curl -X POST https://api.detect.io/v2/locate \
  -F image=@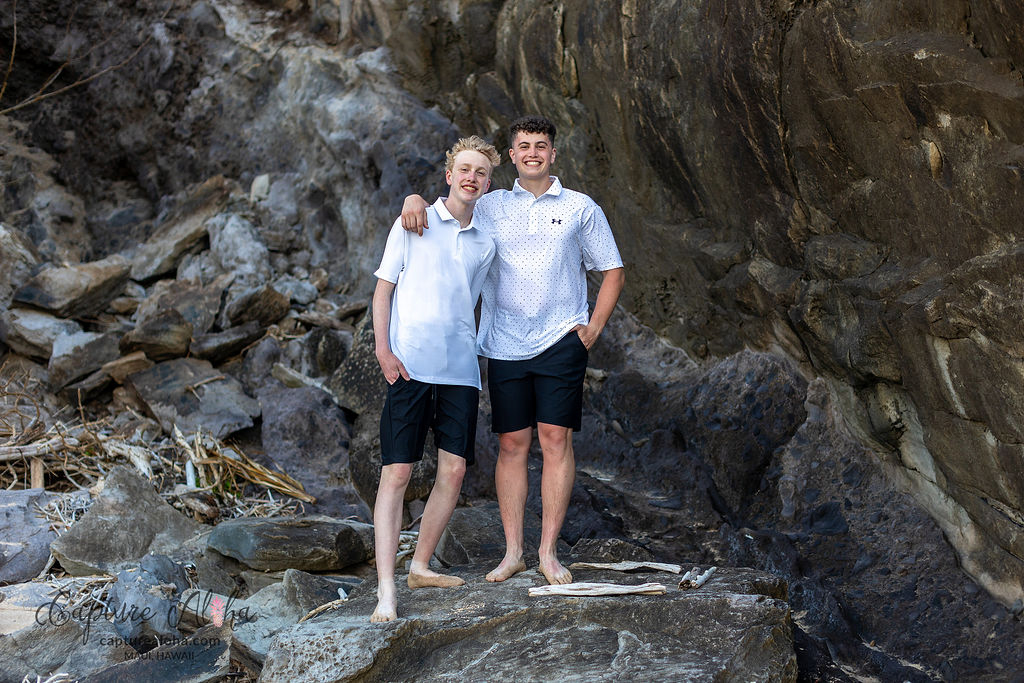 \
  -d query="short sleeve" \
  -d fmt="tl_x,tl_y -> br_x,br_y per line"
580,202 -> 623,271
374,218 -> 407,283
